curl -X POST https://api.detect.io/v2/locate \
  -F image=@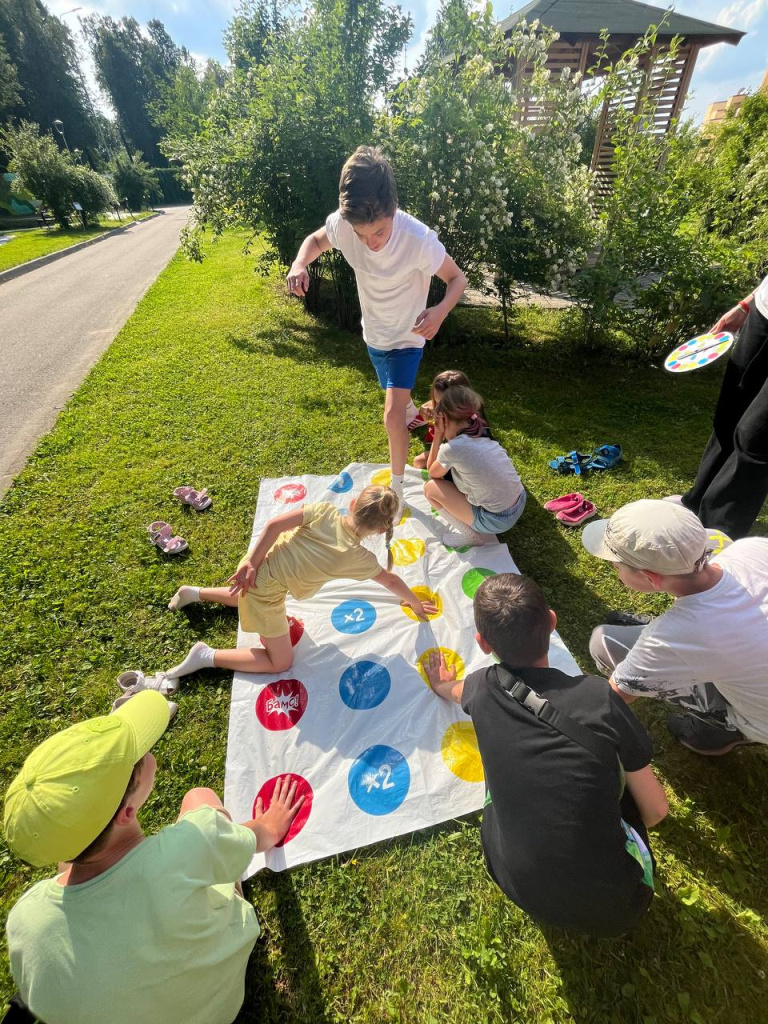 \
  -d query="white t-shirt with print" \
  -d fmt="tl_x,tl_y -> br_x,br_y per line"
437,434 -> 524,513
325,209 -> 446,351
612,538 -> 768,743
754,273 -> 768,319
